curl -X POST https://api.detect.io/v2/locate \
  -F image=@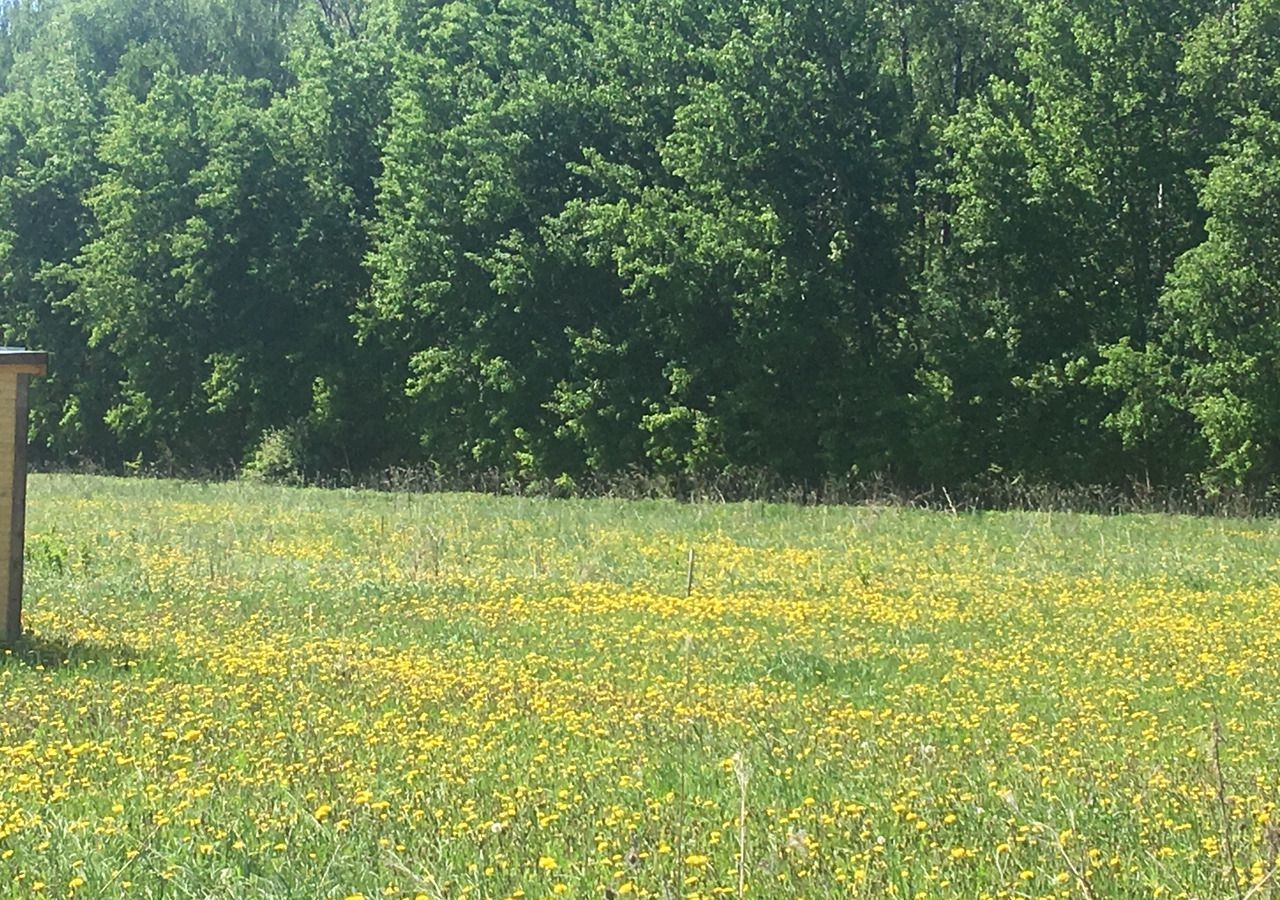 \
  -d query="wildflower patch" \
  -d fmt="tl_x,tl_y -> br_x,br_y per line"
1,475 -> 1277,897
